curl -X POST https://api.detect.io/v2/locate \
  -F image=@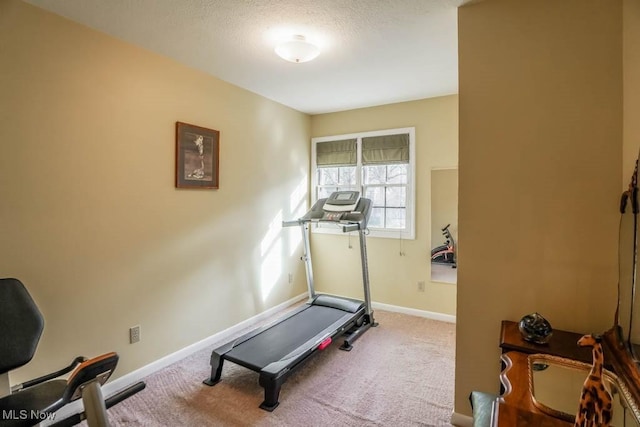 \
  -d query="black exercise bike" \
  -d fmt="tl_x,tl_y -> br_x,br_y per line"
431,223 -> 457,268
